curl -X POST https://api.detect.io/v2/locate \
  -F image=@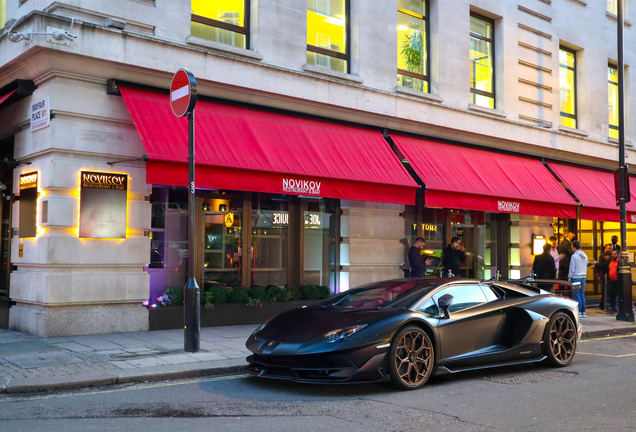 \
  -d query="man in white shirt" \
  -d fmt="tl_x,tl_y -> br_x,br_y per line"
569,240 -> 589,318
